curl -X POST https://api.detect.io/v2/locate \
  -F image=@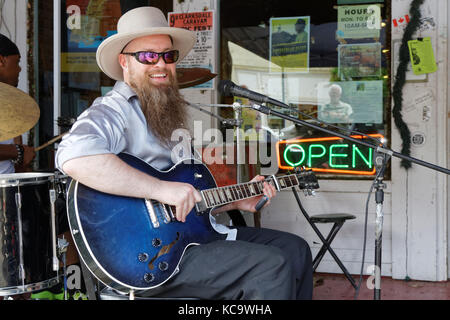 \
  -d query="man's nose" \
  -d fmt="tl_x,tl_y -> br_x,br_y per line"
154,55 -> 167,67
